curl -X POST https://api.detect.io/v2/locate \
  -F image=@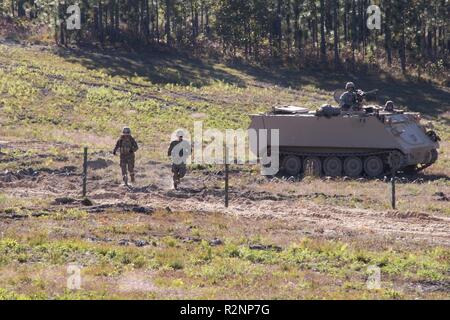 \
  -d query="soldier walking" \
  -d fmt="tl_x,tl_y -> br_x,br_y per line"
168,130 -> 191,190
113,127 -> 139,186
